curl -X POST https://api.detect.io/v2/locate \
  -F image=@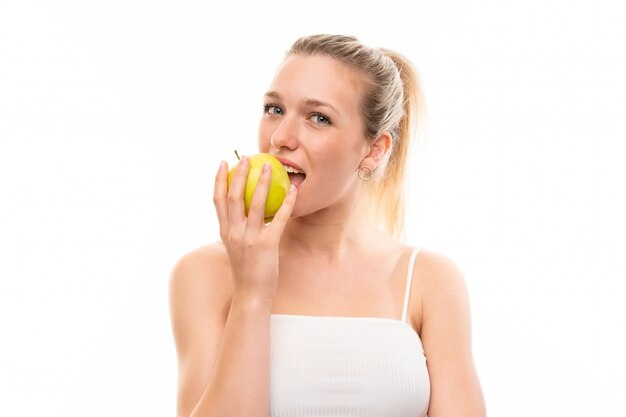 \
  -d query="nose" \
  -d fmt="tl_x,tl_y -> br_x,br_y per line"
270,116 -> 299,151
